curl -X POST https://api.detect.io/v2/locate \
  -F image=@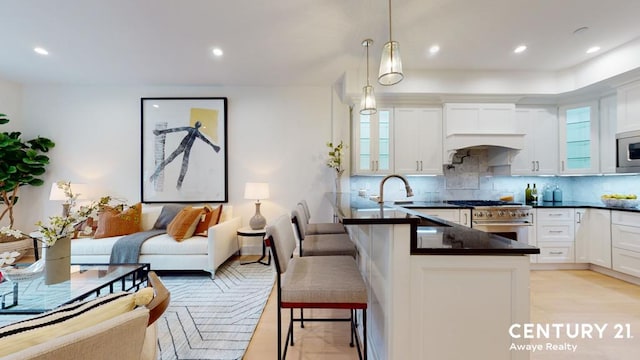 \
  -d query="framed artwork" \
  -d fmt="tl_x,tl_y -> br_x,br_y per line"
141,97 -> 228,203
